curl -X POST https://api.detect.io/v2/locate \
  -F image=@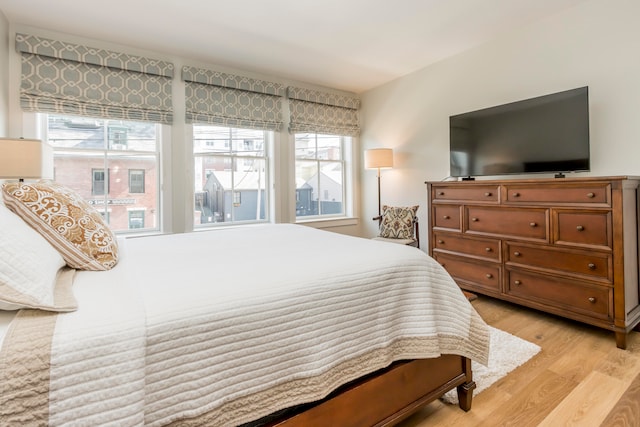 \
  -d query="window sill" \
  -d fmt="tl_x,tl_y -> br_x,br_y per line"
119,229 -> 164,239
295,216 -> 359,229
